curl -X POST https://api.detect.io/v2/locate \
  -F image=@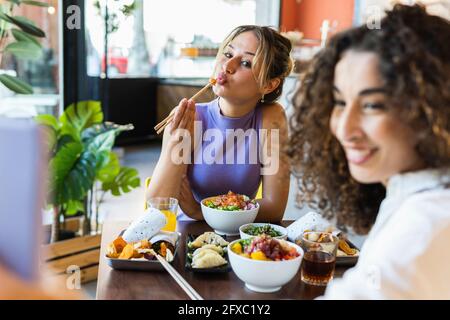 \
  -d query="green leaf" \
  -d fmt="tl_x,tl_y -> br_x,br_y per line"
35,114 -> 59,151
65,200 -> 85,215
0,74 -> 33,94
11,28 -> 41,47
101,167 -> 140,197
35,114 -> 59,131
13,16 -> 36,26
0,13 -> 45,37
97,152 -> 120,182
55,134 -> 75,152
49,141 -> 98,205
49,141 -> 83,204
22,1 -> 50,7
60,101 -> 103,136
5,40 -> 42,59
81,122 -> 133,143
